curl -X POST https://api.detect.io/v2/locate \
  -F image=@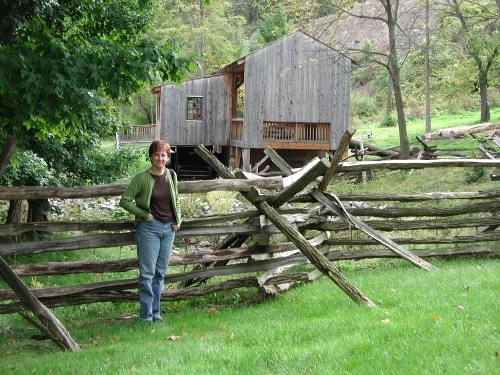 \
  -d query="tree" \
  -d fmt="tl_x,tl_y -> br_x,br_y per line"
311,0 -> 429,159
0,0 -> 204,223
258,6 -> 289,43
154,0 -> 248,77
437,0 -> 500,122
0,0 -> 196,143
